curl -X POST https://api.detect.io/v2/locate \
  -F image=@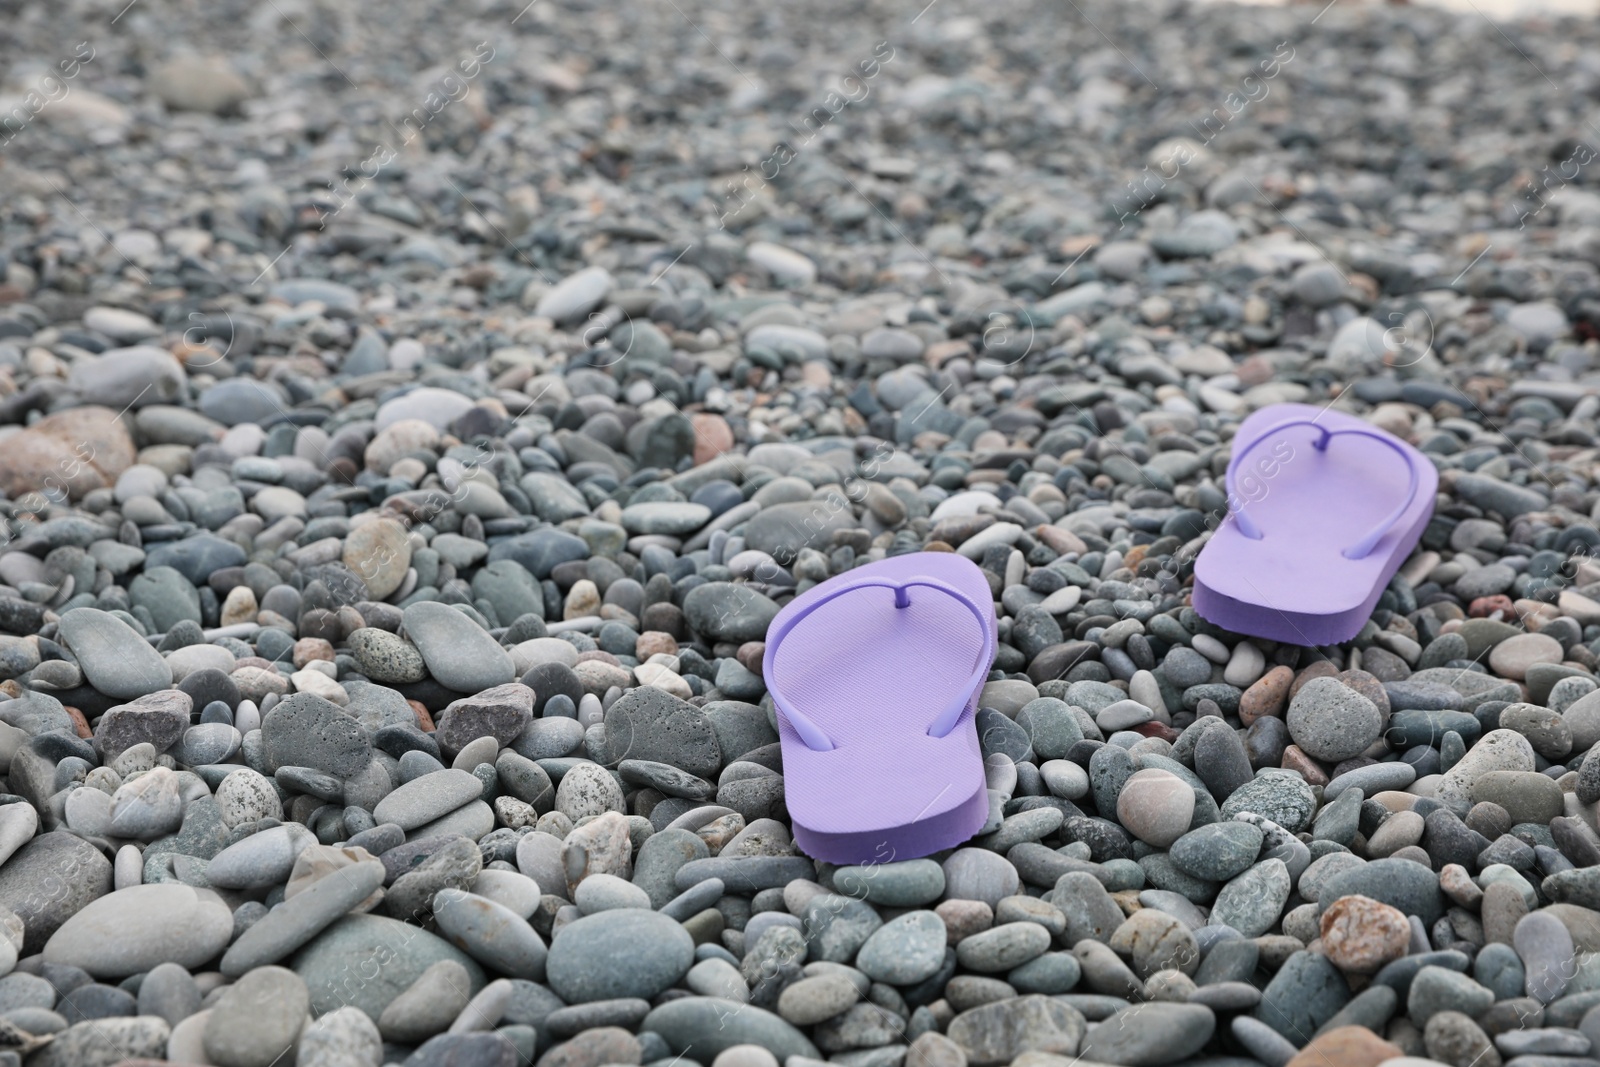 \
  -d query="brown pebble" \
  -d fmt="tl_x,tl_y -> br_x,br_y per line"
408,699 -> 434,732
1285,1026 -> 1403,1067
1320,894 -> 1410,974
1281,745 -> 1329,786
65,706 -> 91,739
1239,665 -> 1293,725
292,637 -> 335,669
935,899 -> 992,945
1481,881 -> 1529,945
635,631 -> 678,659
736,642 -> 765,676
